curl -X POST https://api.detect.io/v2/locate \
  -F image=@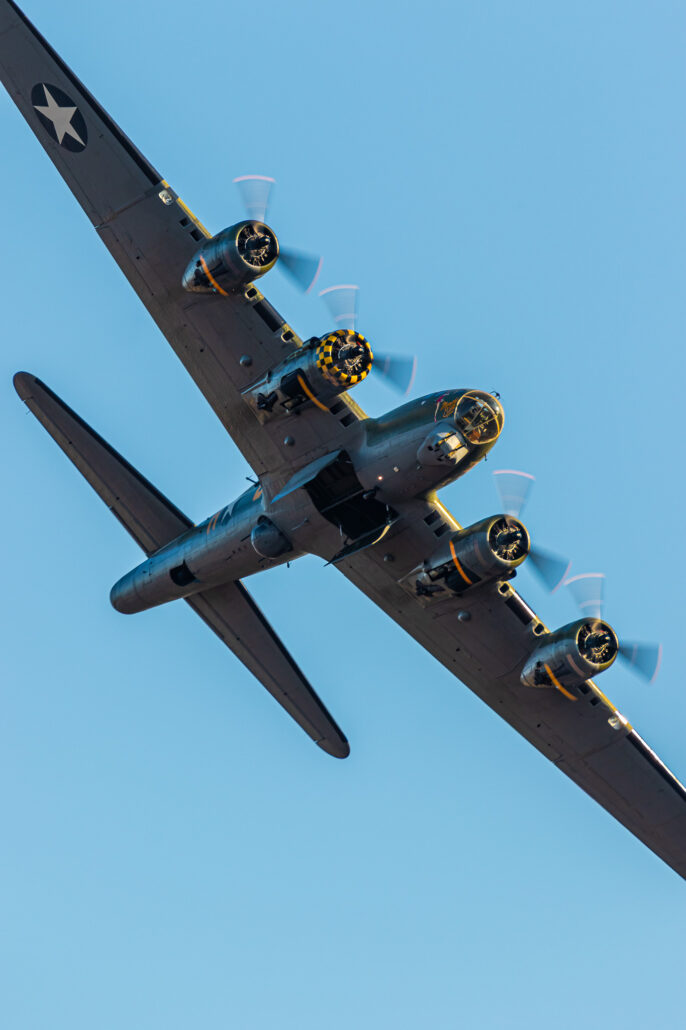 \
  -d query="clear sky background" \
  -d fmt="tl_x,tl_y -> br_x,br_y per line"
1,1 -> 685,1026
